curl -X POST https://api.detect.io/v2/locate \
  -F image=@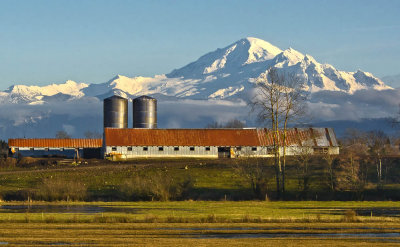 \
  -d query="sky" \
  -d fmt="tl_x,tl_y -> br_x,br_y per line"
1,0 -> 400,89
